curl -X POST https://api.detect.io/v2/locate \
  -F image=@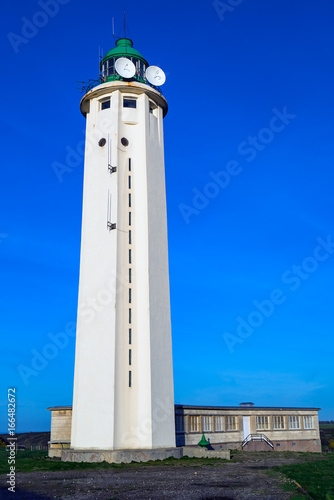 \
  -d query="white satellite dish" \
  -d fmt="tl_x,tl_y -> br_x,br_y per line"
145,66 -> 166,86
115,57 -> 136,78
